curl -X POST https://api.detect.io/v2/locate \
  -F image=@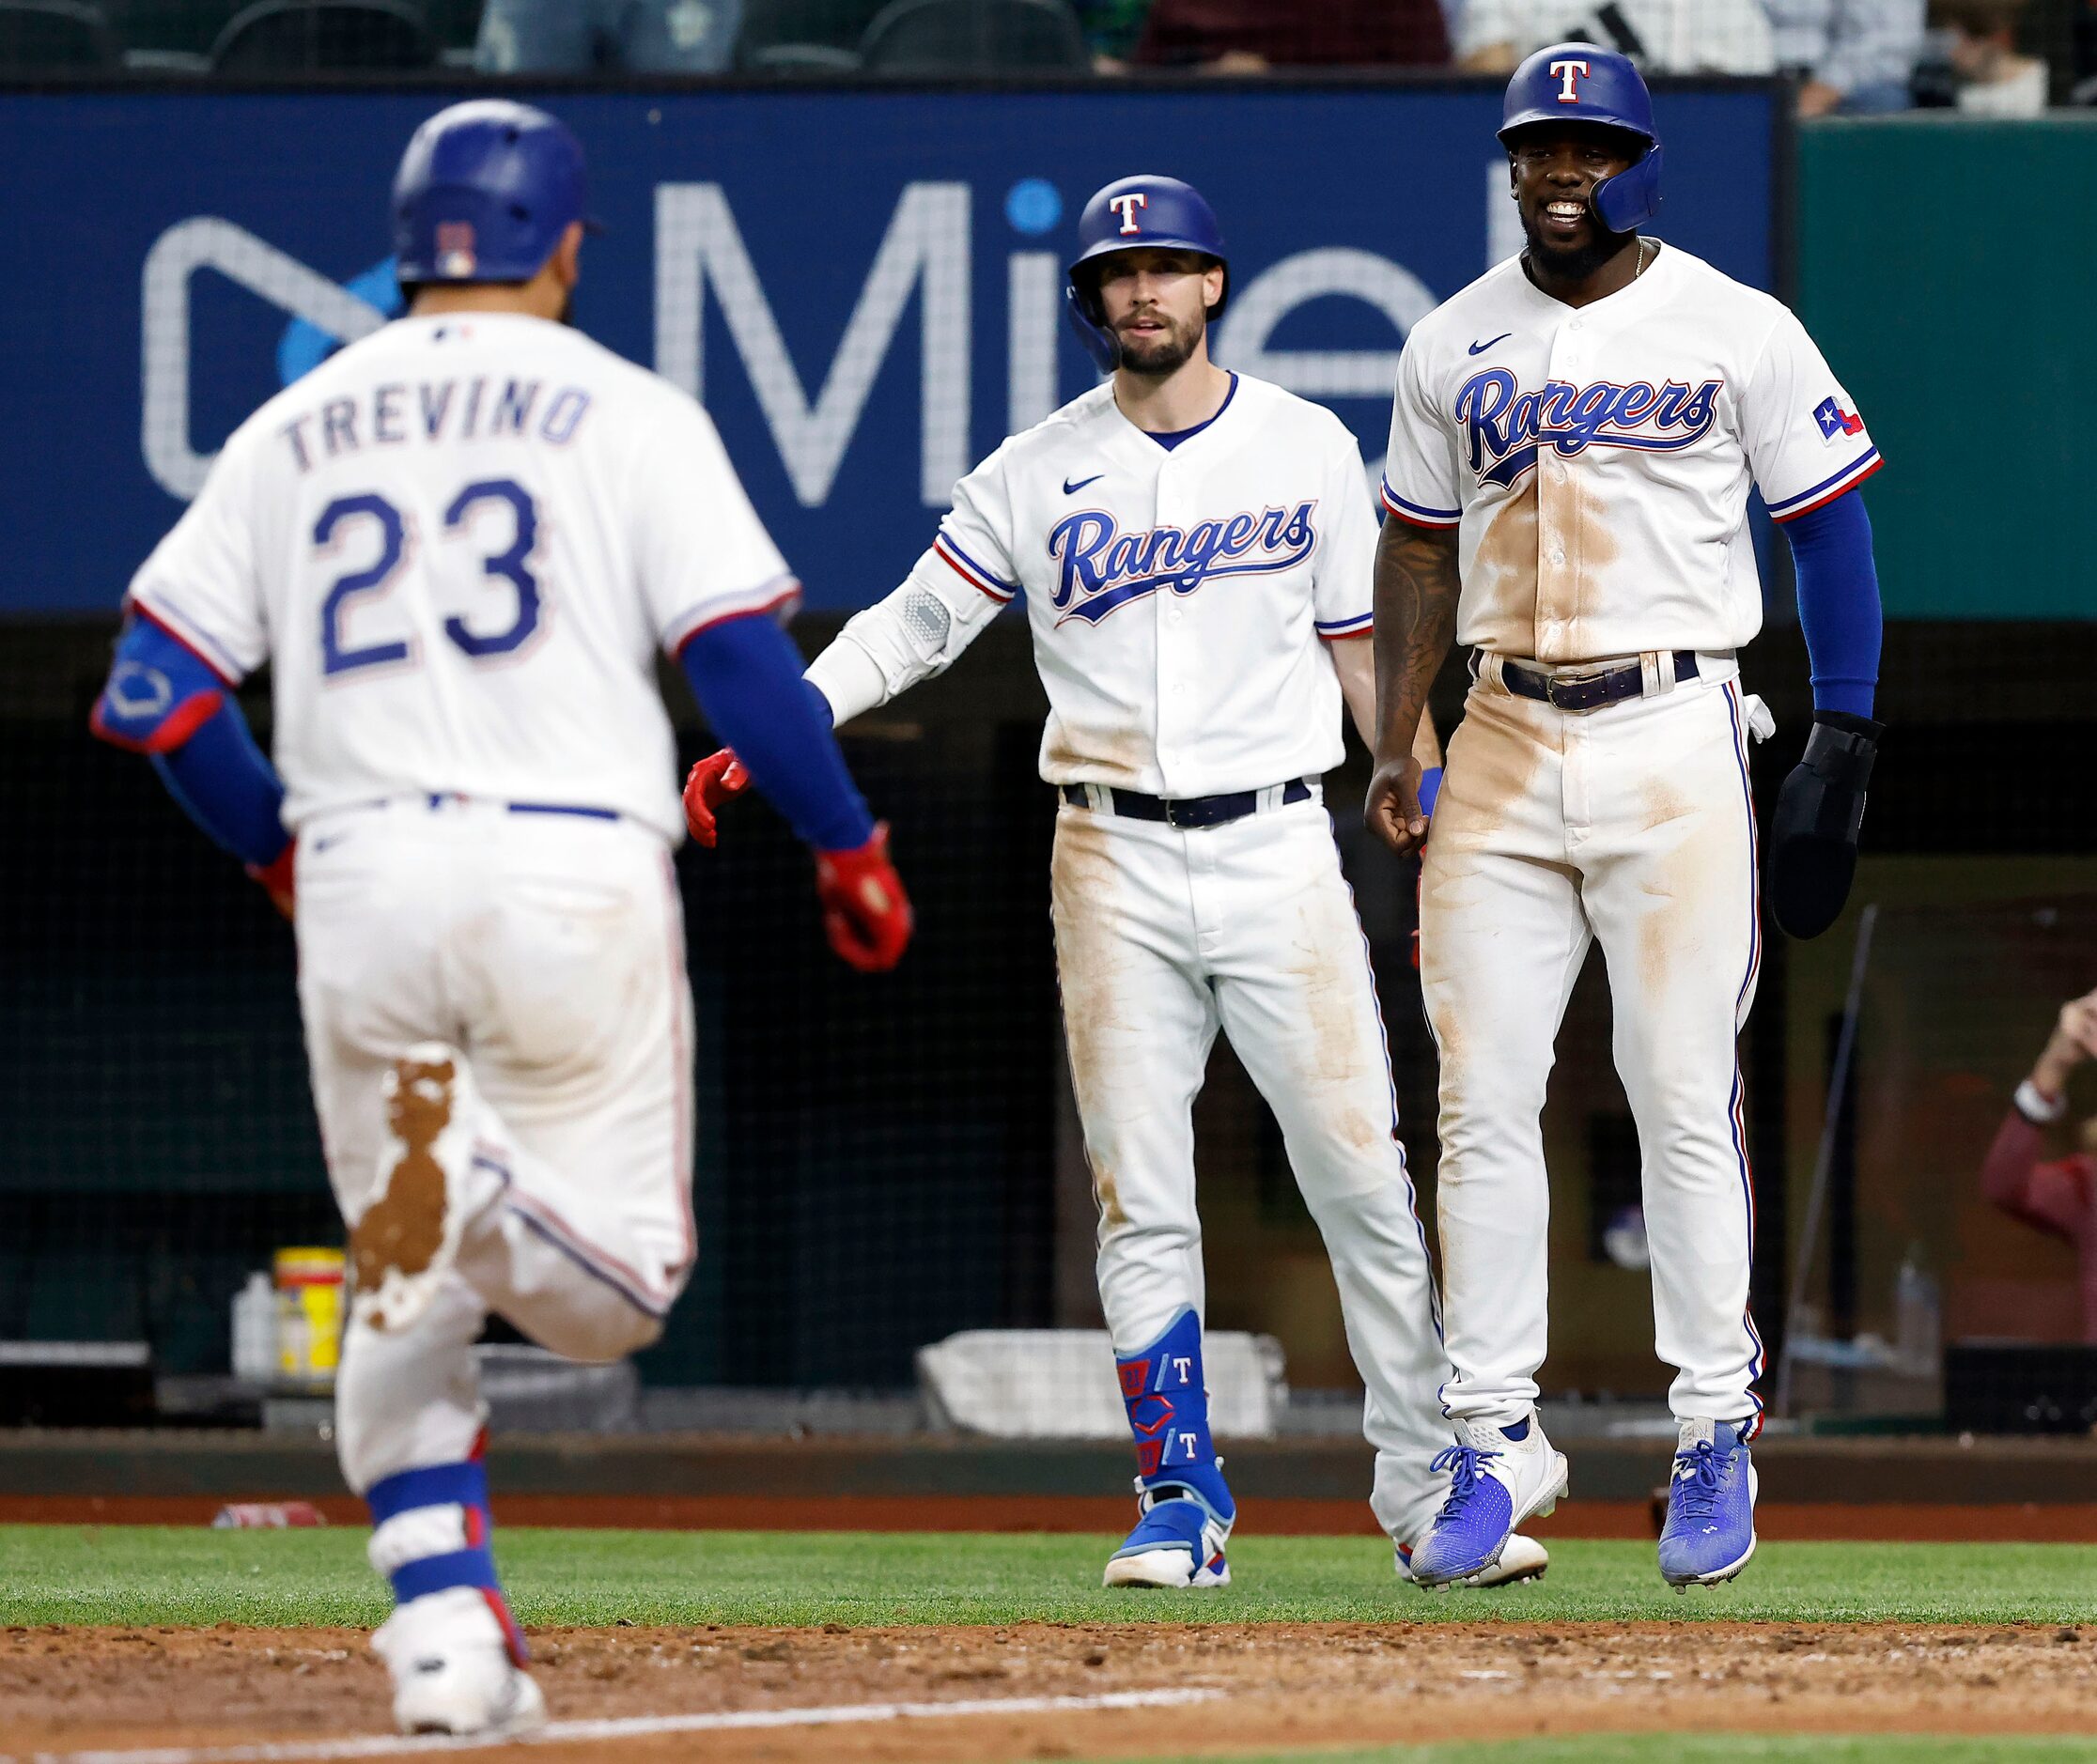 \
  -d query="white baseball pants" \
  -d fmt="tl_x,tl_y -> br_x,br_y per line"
1421,664 -> 1764,1431
1050,793 -> 1455,1545
294,797 -> 696,1493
